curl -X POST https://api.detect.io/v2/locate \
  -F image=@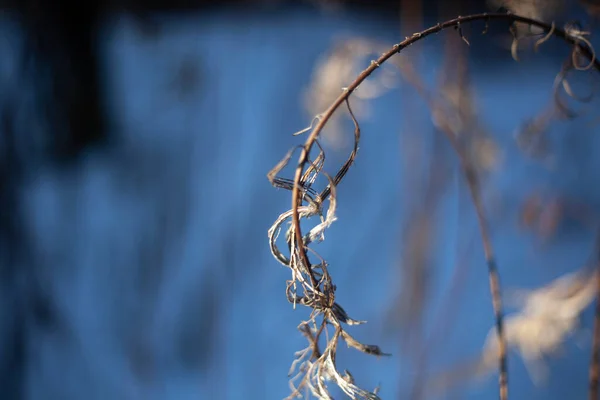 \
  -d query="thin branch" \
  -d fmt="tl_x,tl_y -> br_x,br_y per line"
455,144 -> 508,400
591,273 -> 600,400
288,12 -> 599,400
590,229 -> 600,400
